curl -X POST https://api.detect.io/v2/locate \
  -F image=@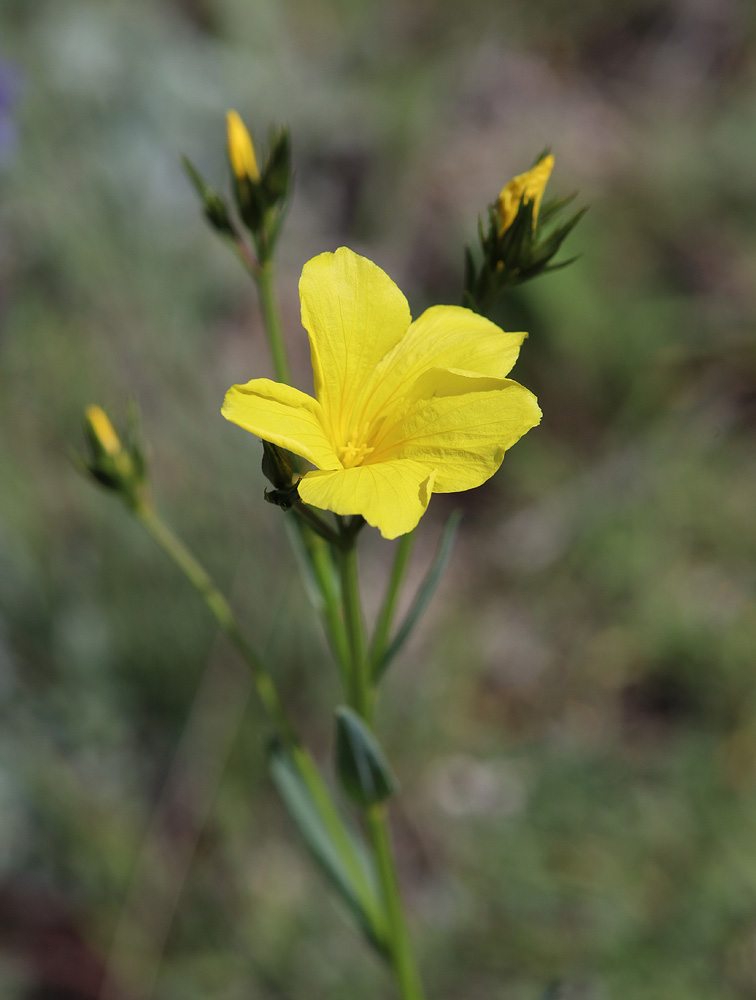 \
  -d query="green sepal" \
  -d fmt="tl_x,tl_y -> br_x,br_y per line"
264,483 -> 300,511
536,191 -> 578,228
261,439 -> 296,490
335,707 -> 397,806
181,156 -> 235,237
233,173 -> 266,233
267,739 -> 389,955
262,126 -> 292,205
